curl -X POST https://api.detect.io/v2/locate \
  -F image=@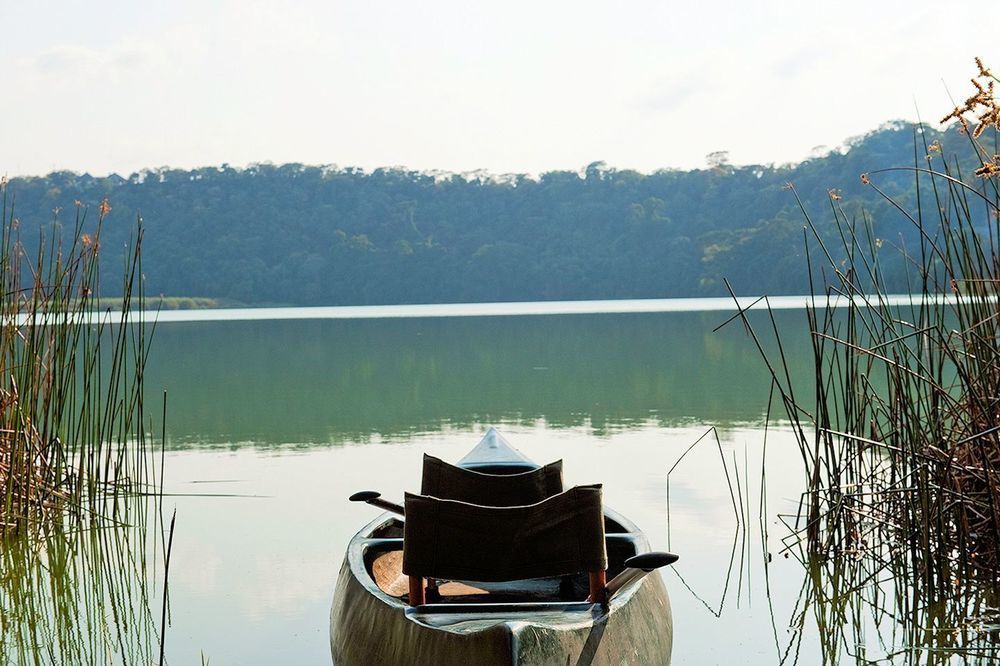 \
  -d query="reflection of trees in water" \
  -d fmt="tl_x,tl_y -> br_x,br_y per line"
0,499 -> 165,664
147,310 -> 815,446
